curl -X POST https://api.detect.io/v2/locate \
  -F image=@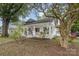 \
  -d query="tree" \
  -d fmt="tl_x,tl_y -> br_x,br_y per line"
10,23 -> 23,40
71,19 -> 79,32
32,3 -> 79,48
0,3 -> 29,37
